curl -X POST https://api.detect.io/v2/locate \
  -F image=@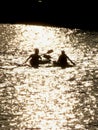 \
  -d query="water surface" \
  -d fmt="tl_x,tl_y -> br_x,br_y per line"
0,24 -> 98,130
